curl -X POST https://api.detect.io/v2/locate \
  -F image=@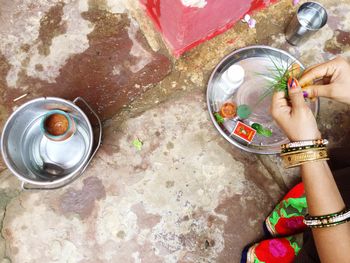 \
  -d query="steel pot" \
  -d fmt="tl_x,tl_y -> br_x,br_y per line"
1,97 -> 102,190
